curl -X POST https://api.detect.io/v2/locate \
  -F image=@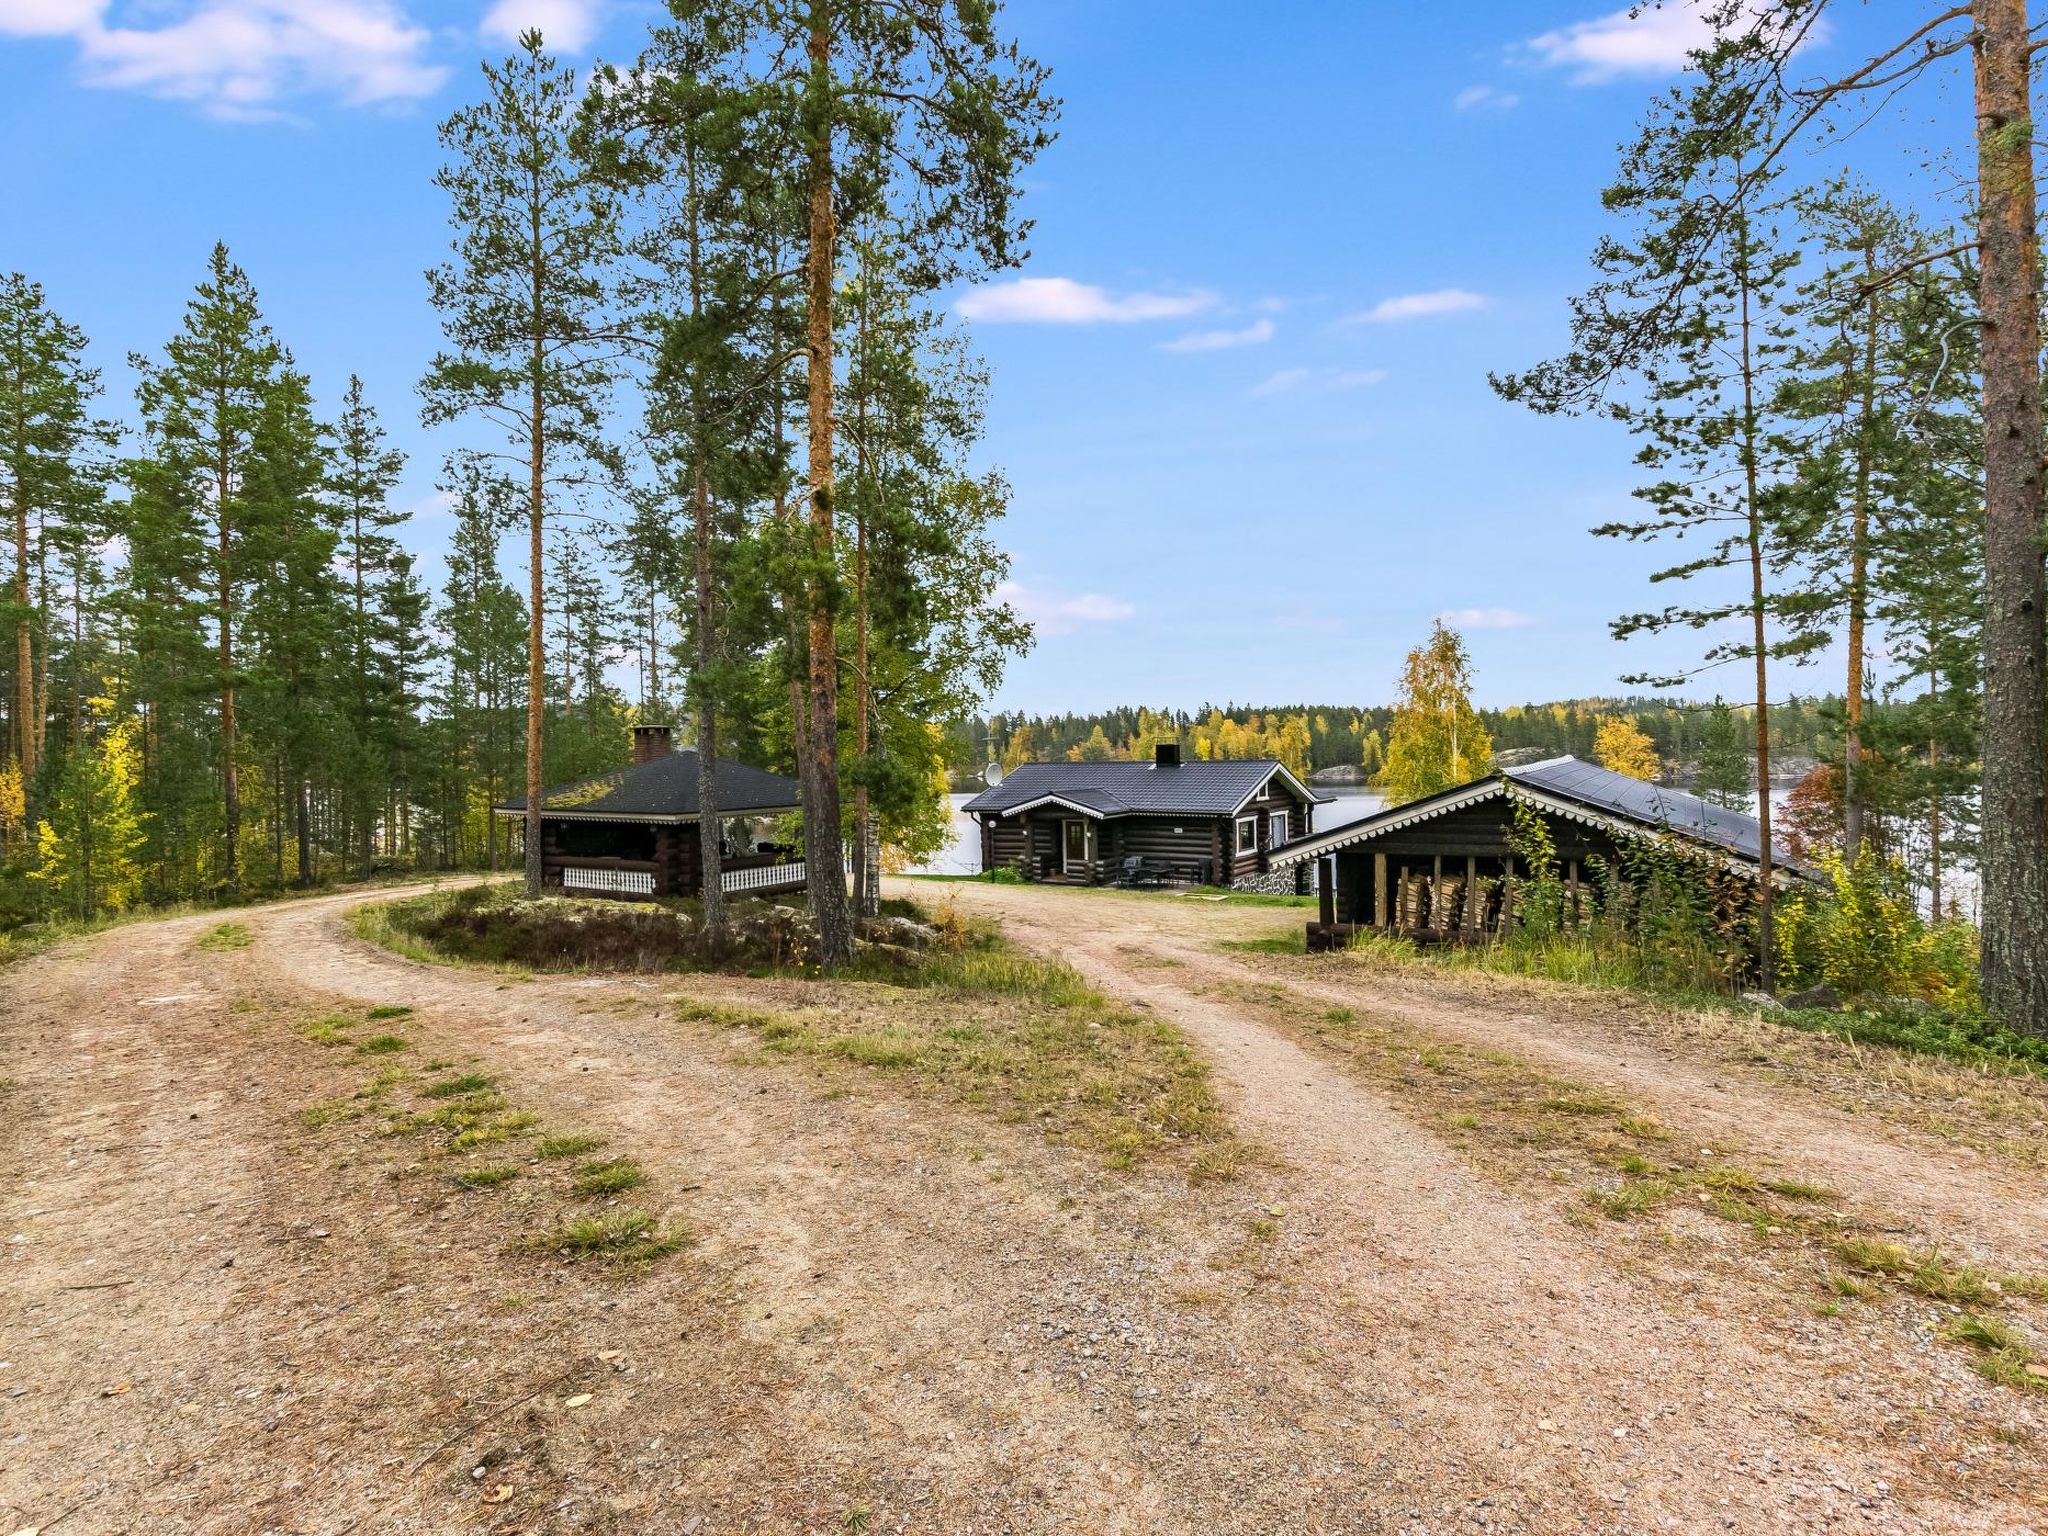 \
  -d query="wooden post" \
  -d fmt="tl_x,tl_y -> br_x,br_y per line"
1464,855 -> 1480,937
1567,859 -> 1580,926
1374,851 -> 1389,929
1318,858 -> 1335,927
1500,857 -> 1516,935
